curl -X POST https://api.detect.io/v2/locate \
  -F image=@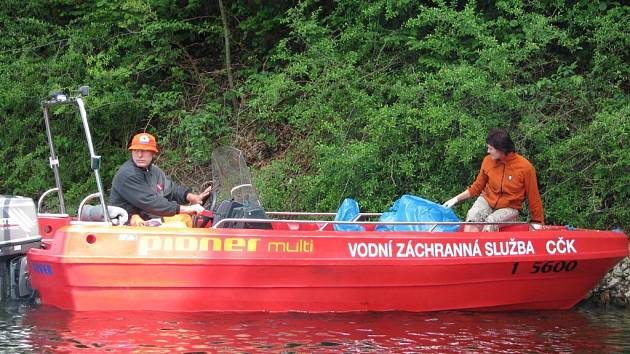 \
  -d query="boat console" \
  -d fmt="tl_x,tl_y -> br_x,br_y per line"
212,200 -> 272,229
